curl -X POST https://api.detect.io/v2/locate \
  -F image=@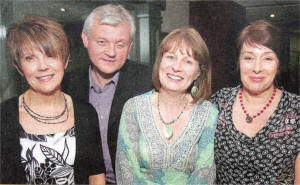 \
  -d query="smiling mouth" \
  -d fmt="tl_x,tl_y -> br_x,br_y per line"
250,77 -> 264,82
102,58 -> 115,63
37,74 -> 54,81
167,74 -> 183,81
